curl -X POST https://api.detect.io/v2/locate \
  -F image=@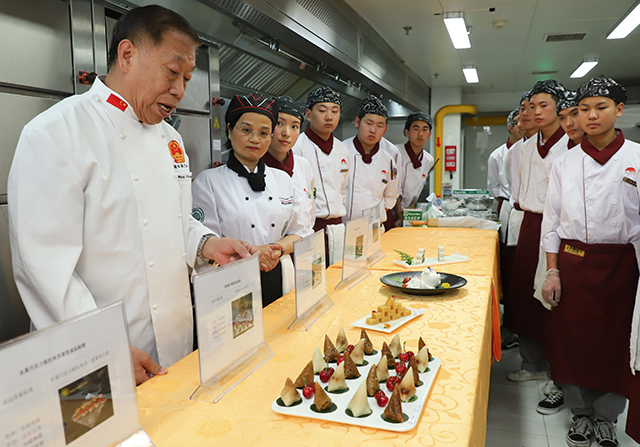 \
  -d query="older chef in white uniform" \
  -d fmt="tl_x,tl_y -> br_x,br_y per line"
192,94 -> 311,307
8,6 -> 254,384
